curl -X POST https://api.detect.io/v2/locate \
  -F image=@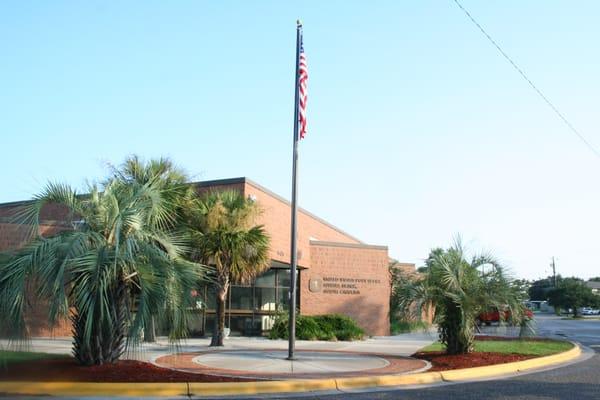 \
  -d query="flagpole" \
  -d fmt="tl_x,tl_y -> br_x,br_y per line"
287,19 -> 302,361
